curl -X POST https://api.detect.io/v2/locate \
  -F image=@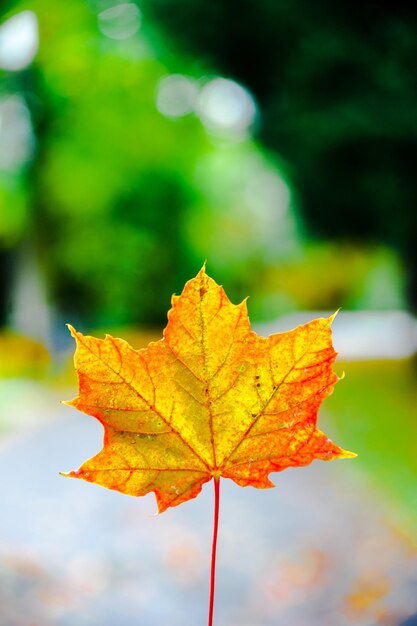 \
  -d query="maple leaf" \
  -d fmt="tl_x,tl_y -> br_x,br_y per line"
62,266 -> 355,513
